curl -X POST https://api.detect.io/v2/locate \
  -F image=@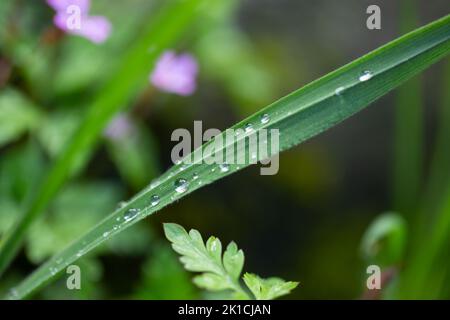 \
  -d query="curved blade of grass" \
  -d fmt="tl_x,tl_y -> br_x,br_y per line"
0,0 -> 207,277
7,14 -> 450,299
